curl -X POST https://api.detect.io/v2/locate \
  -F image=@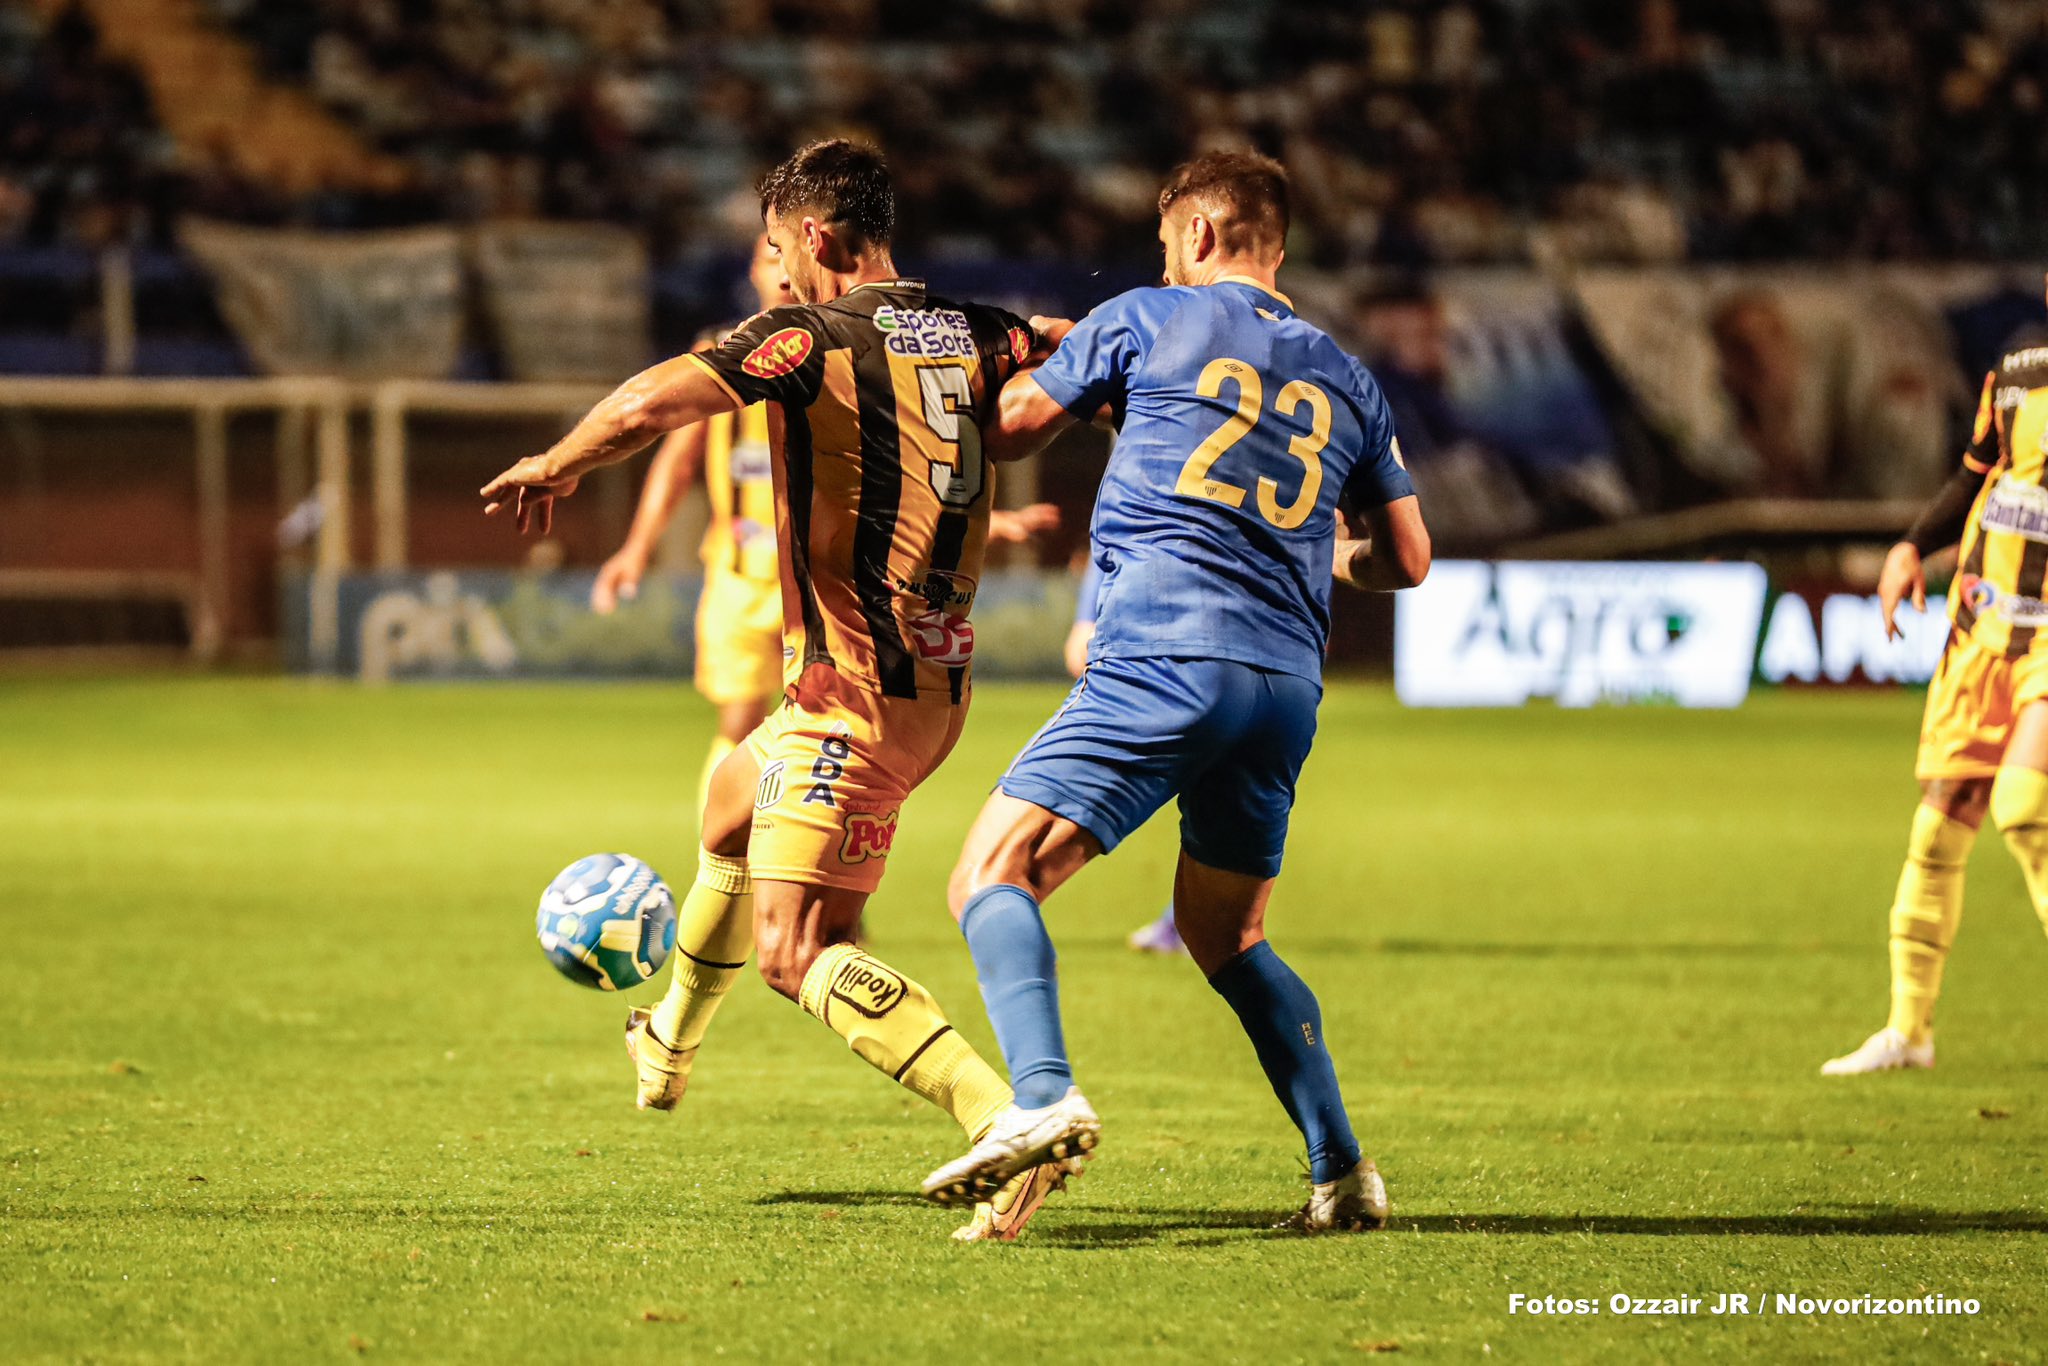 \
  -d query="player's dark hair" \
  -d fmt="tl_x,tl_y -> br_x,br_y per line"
1157,150 -> 1290,259
758,139 -> 895,249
